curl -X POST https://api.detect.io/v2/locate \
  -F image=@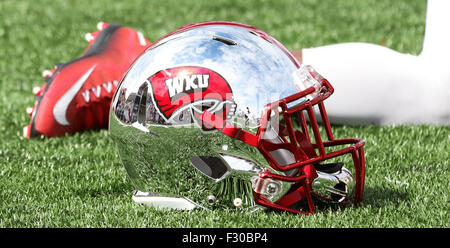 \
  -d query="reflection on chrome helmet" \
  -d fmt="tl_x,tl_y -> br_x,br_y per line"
109,21 -> 366,214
